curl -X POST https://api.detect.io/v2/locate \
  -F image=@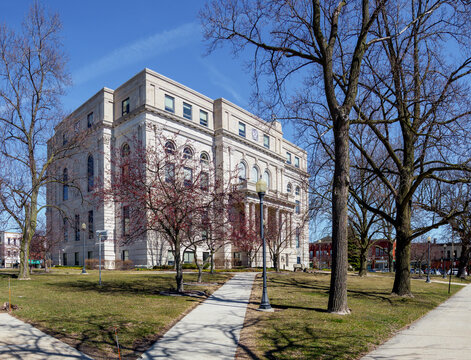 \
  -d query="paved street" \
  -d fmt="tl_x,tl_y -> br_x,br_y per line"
0,313 -> 91,360
362,283 -> 471,360
141,272 -> 256,360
